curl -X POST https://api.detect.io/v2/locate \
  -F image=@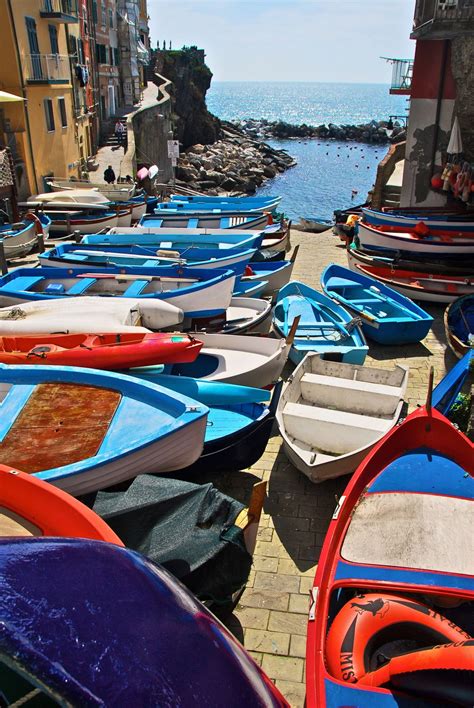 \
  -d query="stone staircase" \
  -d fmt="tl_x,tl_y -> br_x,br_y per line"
99,117 -> 128,148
